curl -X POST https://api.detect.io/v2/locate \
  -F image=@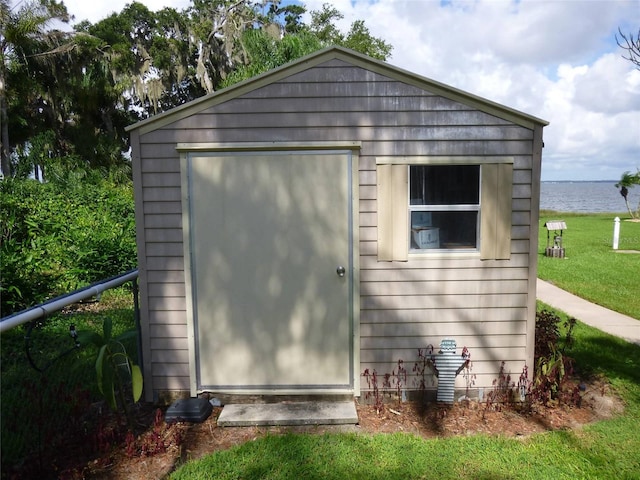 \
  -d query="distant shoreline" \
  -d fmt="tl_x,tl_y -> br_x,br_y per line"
540,181 -> 637,213
541,180 -> 618,183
